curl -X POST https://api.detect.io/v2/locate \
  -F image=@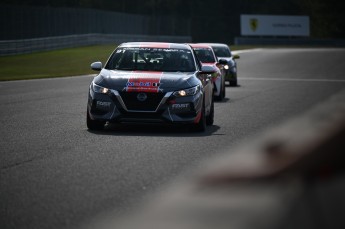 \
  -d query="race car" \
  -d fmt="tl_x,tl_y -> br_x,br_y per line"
199,43 -> 239,86
189,44 -> 226,101
87,42 -> 216,132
